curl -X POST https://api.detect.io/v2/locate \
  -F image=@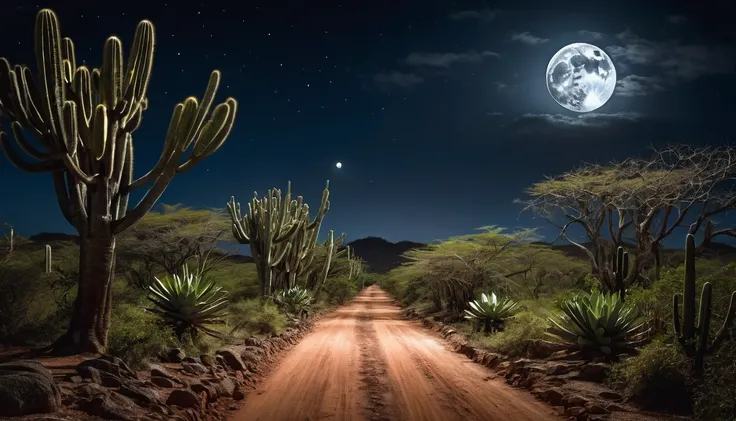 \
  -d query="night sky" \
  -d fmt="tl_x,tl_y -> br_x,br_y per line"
0,0 -> 734,245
